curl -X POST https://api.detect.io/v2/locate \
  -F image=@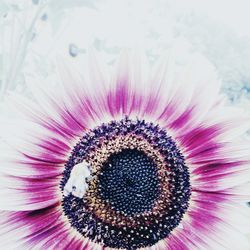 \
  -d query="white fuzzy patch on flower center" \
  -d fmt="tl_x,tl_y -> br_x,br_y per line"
63,161 -> 91,198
